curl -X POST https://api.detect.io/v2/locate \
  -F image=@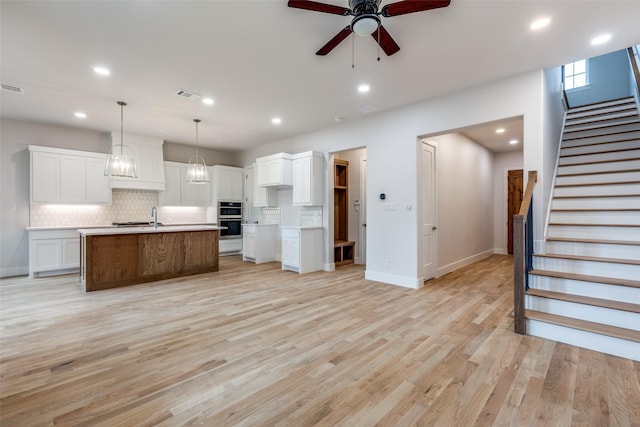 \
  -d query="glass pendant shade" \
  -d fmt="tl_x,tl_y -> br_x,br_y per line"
186,118 -> 209,184
351,14 -> 380,36
105,101 -> 138,178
